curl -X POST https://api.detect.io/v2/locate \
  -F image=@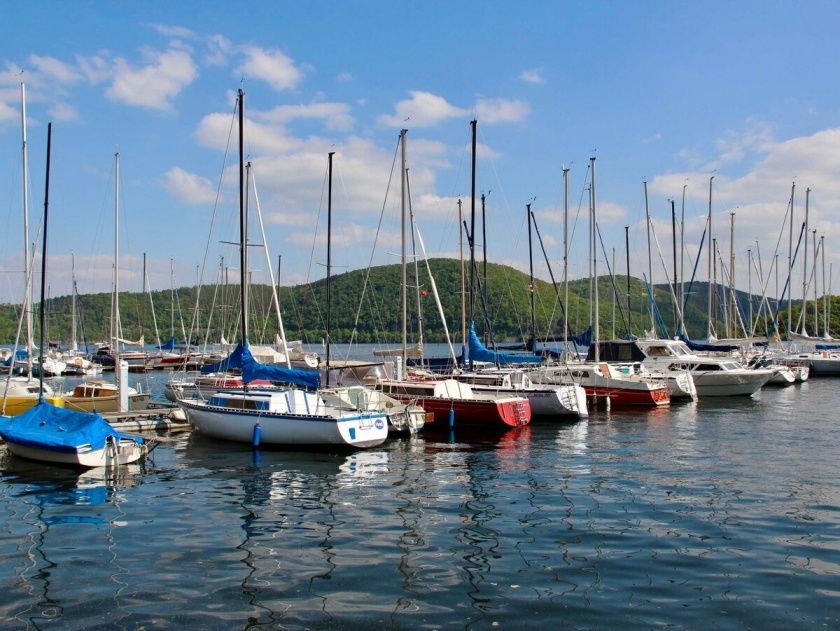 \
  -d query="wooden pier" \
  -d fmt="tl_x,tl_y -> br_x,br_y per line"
103,405 -> 191,433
